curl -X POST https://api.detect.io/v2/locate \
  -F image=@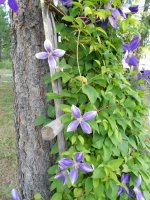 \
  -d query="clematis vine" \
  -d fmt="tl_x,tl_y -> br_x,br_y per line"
11,189 -> 20,200
138,68 -> 150,84
122,35 -> 140,68
118,173 -> 132,197
133,176 -> 145,200
53,0 -> 72,7
35,39 -> 65,68
67,105 -> 97,134
57,152 -> 94,185
0,0 -> 18,12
